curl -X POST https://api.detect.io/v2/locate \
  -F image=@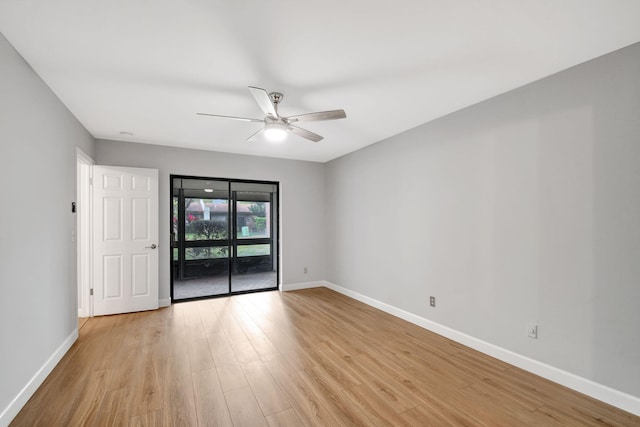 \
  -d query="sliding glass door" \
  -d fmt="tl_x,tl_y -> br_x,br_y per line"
231,182 -> 278,293
171,176 -> 279,301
